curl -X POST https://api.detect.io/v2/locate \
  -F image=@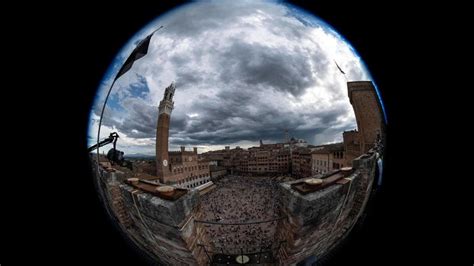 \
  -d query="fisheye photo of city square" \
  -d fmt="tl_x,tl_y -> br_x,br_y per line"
87,1 -> 386,265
